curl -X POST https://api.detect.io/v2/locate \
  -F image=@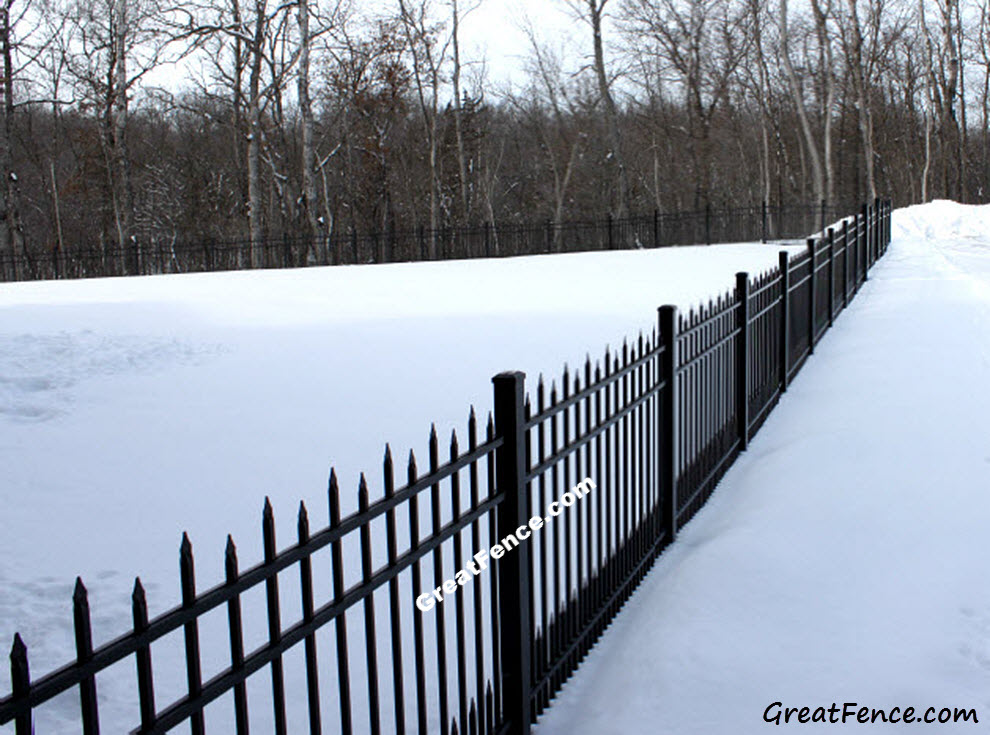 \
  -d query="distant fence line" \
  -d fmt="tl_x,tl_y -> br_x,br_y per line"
0,201 -> 844,283
0,201 -> 892,735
